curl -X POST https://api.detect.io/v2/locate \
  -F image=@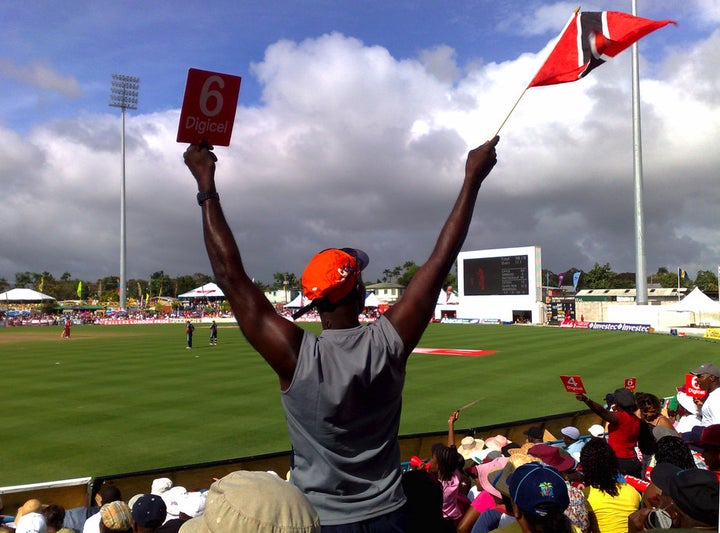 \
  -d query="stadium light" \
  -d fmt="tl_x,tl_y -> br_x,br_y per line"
109,74 -> 140,311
